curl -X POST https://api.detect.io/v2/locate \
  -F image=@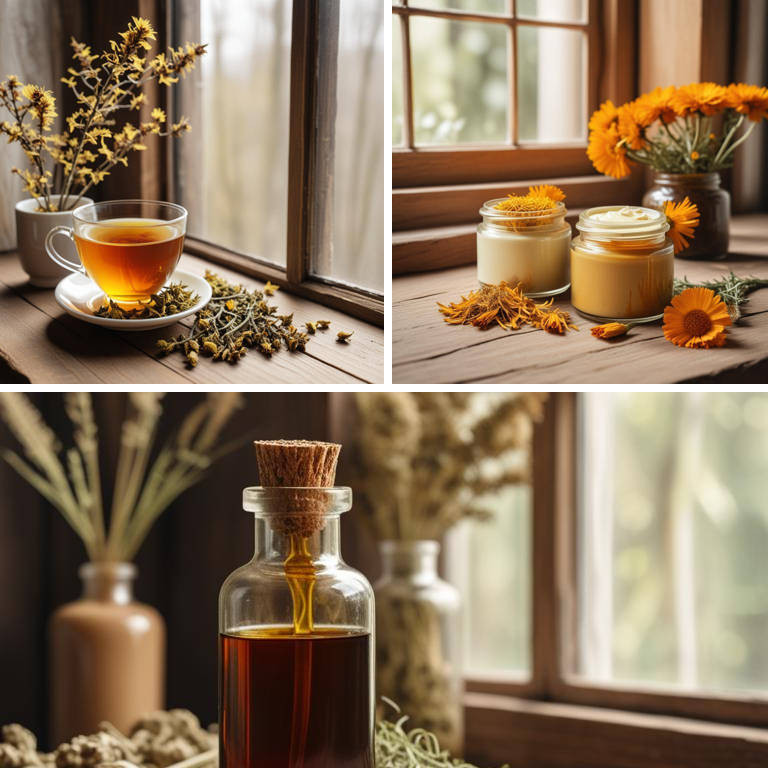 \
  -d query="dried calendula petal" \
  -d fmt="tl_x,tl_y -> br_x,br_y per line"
264,281 -> 279,296
437,281 -> 576,335
316,320 -> 331,329
305,321 -> 317,334
336,330 -> 354,343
